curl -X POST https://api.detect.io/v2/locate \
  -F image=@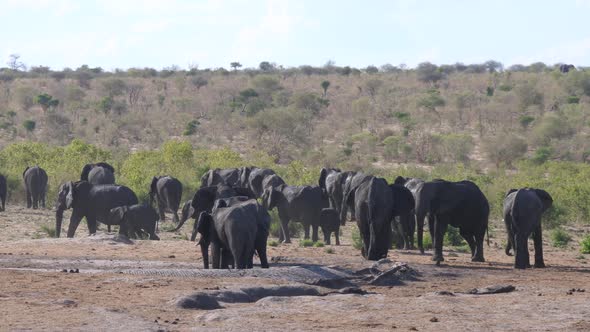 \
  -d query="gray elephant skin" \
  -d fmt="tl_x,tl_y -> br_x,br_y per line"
414,179 -> 489,264
150,176 -> 183,223
55,181 -> 138,238
194,199 -> 269,269
174,184 -> 255,231
80,162 -> 115,185
319,208 -> 340,245
503,188 -> 553,269
23,166 -> 48,209
261,184 -> 329,244
352,177 -> 414,260
0,174 -> 6,212
108,204 -> 160,240
392,176 -> 425,250
200,168 -> 242,188
238,166 -> 278,198
319,168 -> 358,224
